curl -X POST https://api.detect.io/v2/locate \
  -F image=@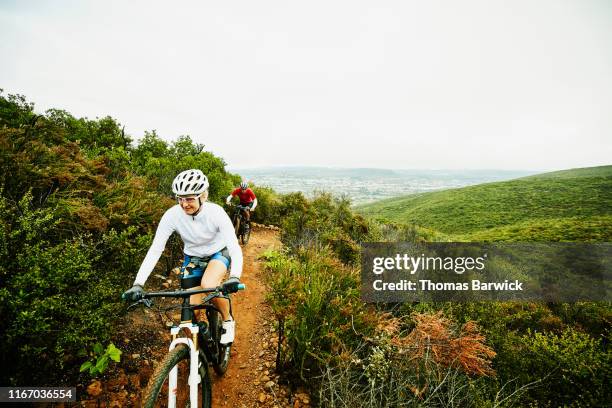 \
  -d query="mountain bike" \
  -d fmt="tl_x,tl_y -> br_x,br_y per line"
125,283 -> 245,408
231,204 -> 251,245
